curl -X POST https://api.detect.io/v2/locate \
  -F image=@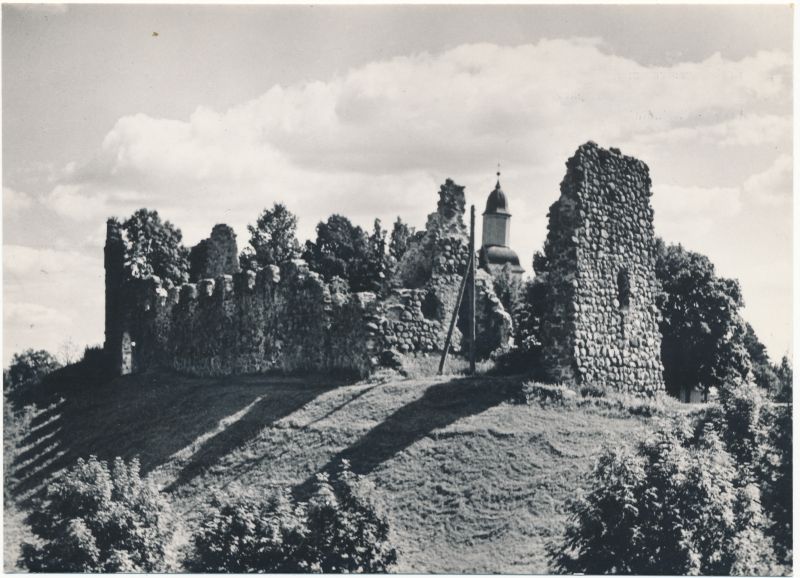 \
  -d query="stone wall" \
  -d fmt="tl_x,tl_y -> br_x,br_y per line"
104,179 -> 513,378
383,179 -> 512,360
538,142 -> 665,395
105,222 -> 383,378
